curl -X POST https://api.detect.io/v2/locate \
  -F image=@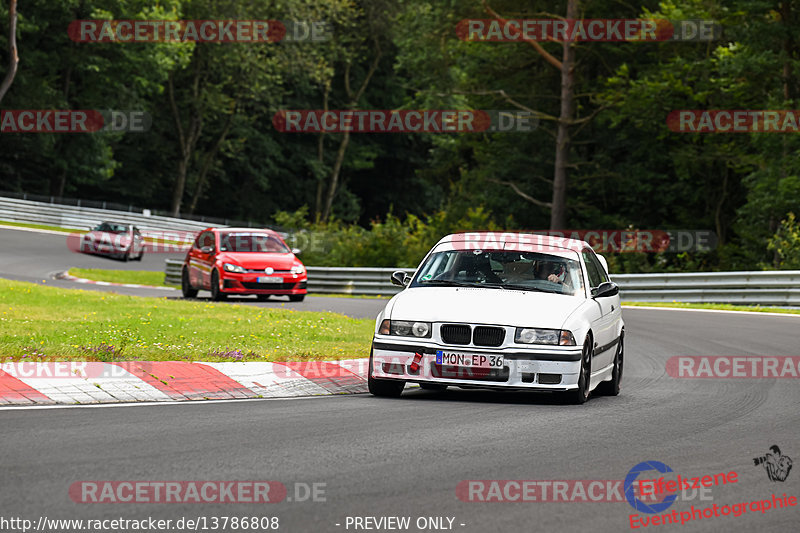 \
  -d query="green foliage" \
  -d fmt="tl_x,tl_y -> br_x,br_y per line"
276,205 -> 500,267
767,213 -> 800,269
2,0 -> 799,271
